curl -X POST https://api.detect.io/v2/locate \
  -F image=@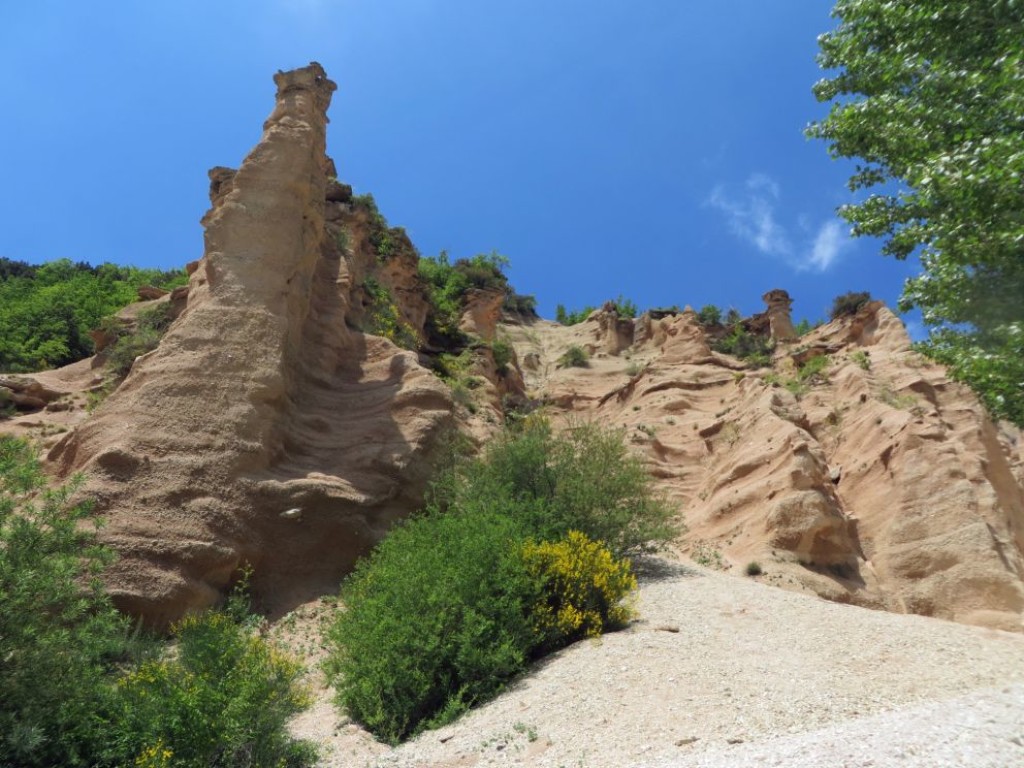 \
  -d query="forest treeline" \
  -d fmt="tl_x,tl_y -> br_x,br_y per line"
0,258 -> 186,373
